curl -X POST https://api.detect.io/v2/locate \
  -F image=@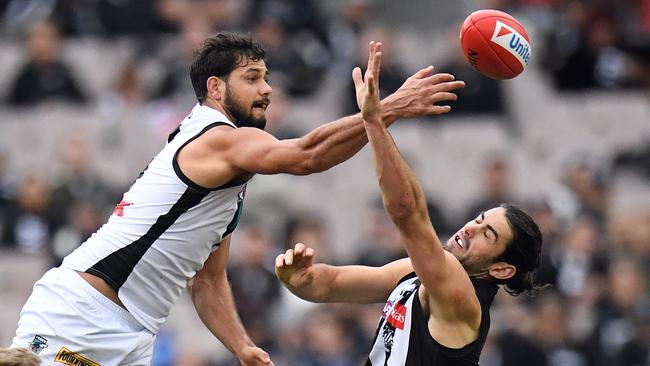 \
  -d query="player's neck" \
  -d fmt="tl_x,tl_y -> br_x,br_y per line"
203,99 -> 235,123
